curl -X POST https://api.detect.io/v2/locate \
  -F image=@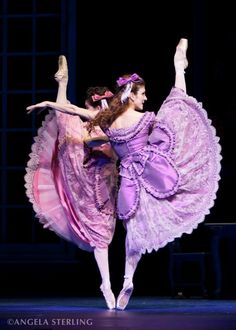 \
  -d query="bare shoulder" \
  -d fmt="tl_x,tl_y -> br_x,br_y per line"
110,111 -> 146,129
